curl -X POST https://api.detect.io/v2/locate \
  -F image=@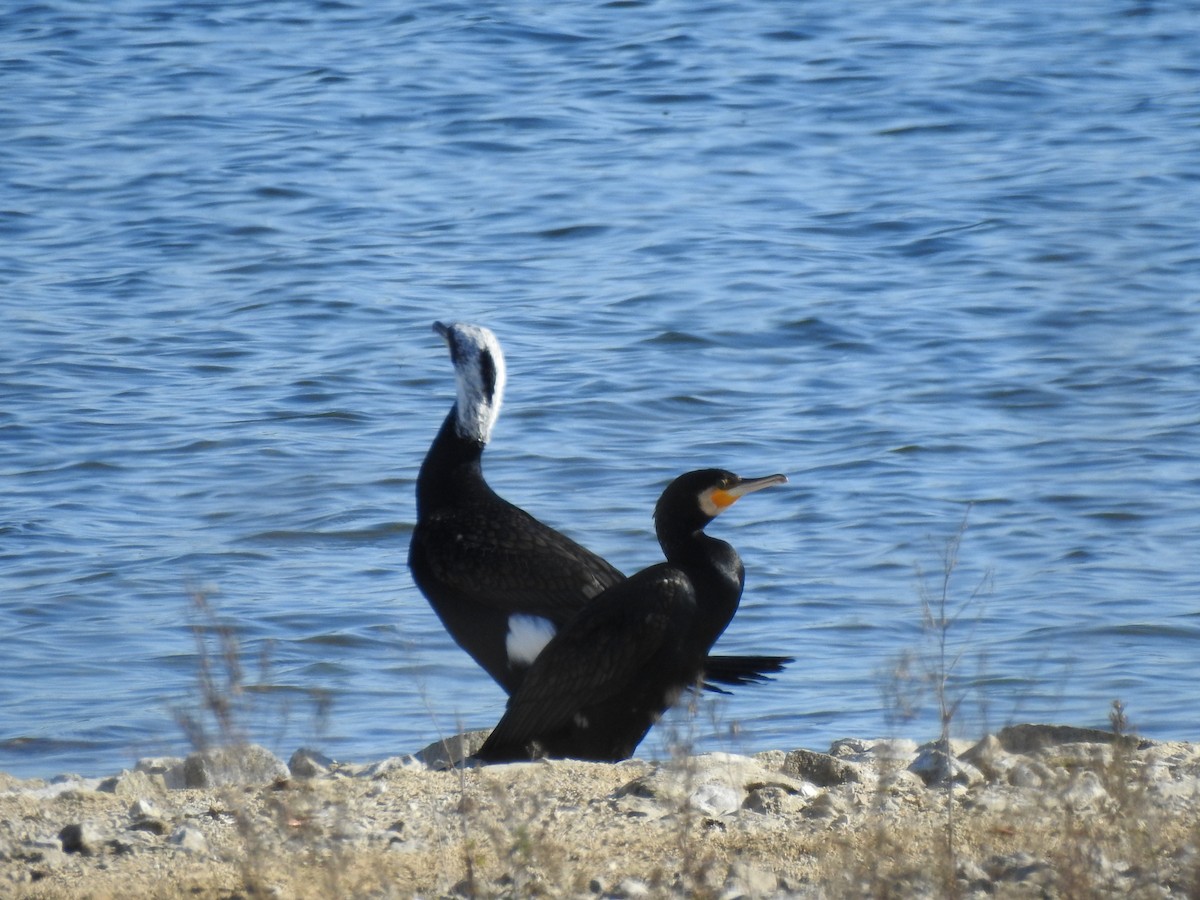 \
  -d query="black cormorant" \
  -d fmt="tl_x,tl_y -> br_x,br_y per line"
408,322 -> 791,695
473,468 -> 787,763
